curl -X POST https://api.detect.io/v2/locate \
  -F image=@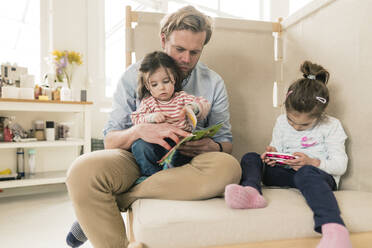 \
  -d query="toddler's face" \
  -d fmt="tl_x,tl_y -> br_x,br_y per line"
146,67 -> 175,101
286,111 -> 318,131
